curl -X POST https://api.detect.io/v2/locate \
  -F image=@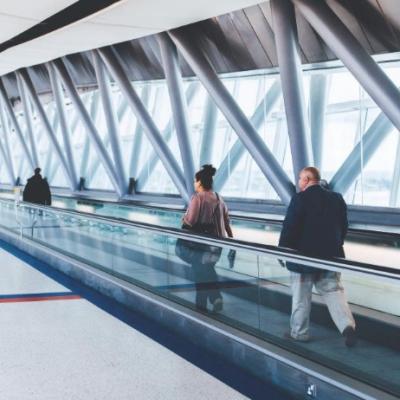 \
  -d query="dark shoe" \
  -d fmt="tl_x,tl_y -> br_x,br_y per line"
283,331 -> 310,343
343,326 -> 357,347
212,298 -> 223,313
